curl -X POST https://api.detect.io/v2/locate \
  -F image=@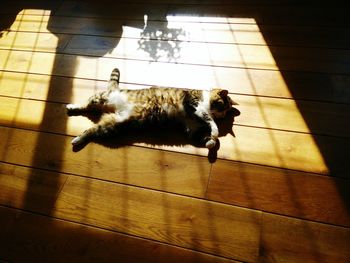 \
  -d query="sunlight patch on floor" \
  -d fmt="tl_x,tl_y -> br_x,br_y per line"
2,10 -> 51,33
0,10 -> 57,129
0,11 -> 328,173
